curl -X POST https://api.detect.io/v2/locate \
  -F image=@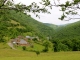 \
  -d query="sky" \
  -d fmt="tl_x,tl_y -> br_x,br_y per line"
14,0 -> 80,25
